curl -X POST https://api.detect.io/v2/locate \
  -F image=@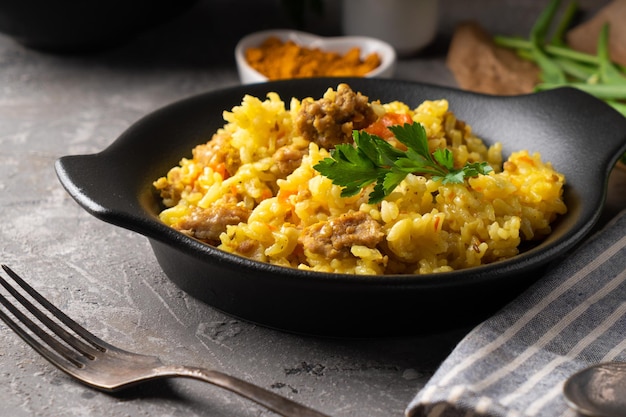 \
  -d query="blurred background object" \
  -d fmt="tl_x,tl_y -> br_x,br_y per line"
235,29 -> 396,83
341,0 -> 439,56
279,0 -> 326,29
0,0 -> 198,52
